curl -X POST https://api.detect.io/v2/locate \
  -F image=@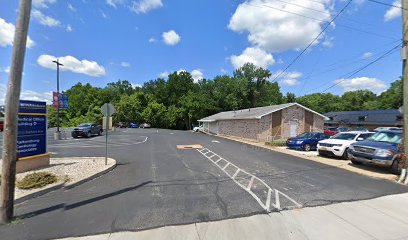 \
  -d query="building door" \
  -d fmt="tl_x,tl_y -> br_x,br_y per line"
290,120 -> 297,137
